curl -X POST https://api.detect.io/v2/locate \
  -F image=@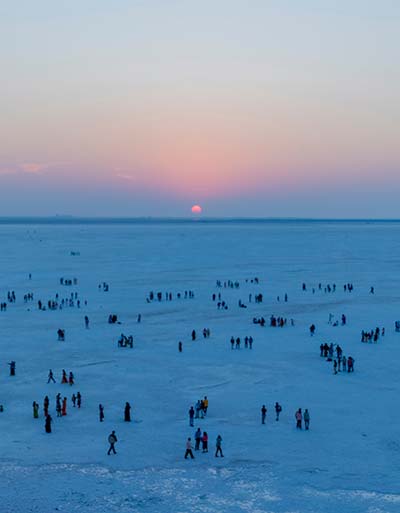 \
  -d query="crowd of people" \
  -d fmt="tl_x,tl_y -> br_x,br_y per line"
1,266 -> 390,464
